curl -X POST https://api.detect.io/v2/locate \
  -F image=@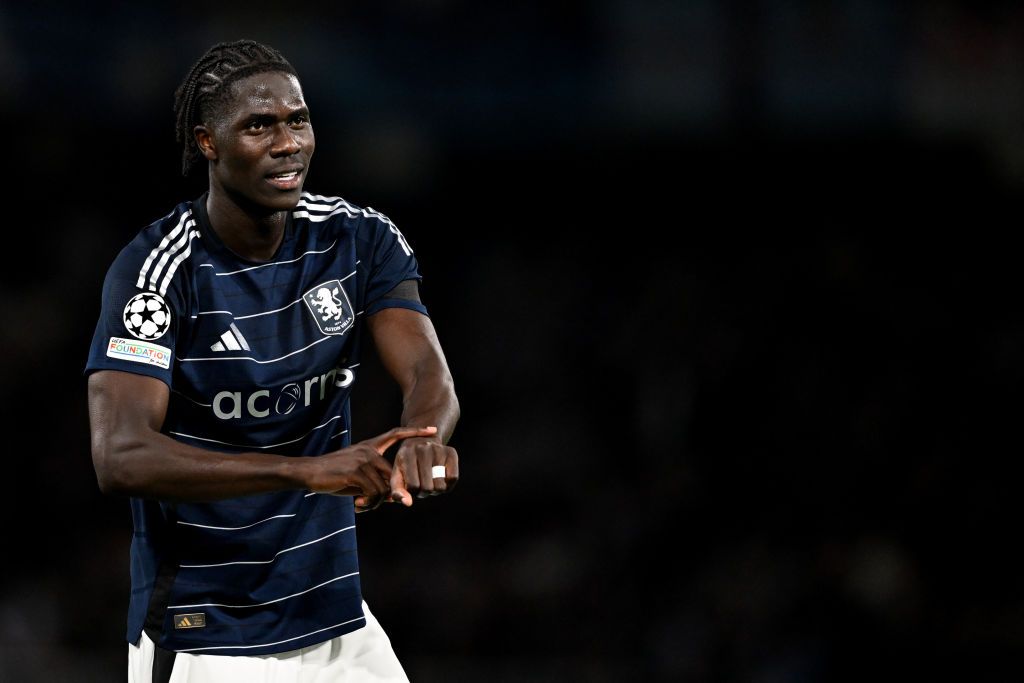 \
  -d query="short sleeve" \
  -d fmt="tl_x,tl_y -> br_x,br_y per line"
362,213 -> 429,317
84,243 -> 184,387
